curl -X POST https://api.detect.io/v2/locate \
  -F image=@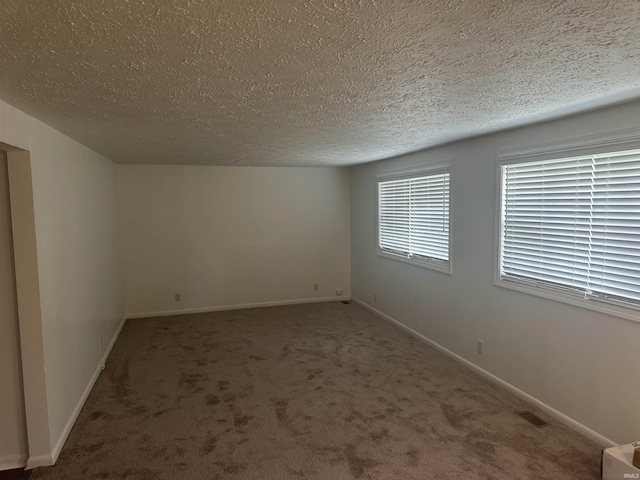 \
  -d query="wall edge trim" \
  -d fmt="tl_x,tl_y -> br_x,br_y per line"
49,314 -> 127,465
351,297 -> 617,448
125,296 -> 351,319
